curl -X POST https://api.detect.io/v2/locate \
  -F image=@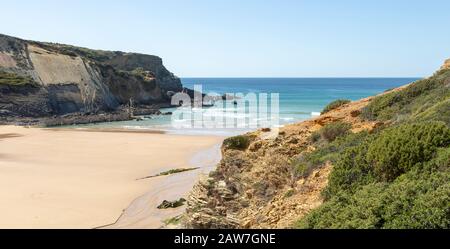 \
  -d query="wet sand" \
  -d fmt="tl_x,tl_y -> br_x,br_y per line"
0,126 -> 223,229
105,143 -> 222,229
